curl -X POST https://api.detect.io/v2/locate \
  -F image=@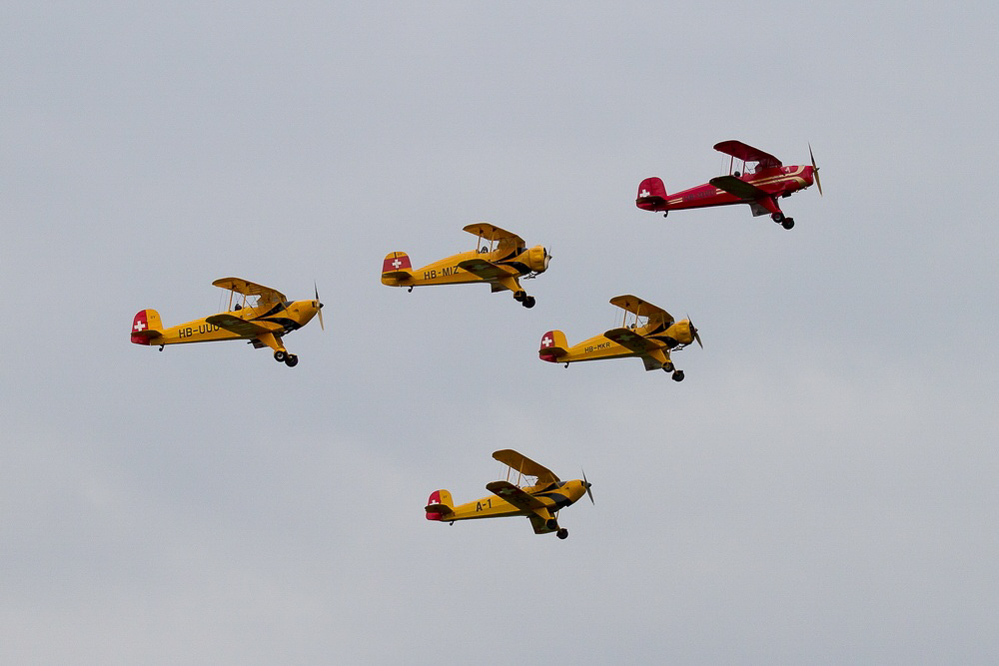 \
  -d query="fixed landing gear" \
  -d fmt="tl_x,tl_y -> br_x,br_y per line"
771,212 -> 794,230
661,364 -> 684,381
274,350 -> 299,367
514,291 -> 537,309
557,528 -> 569,540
